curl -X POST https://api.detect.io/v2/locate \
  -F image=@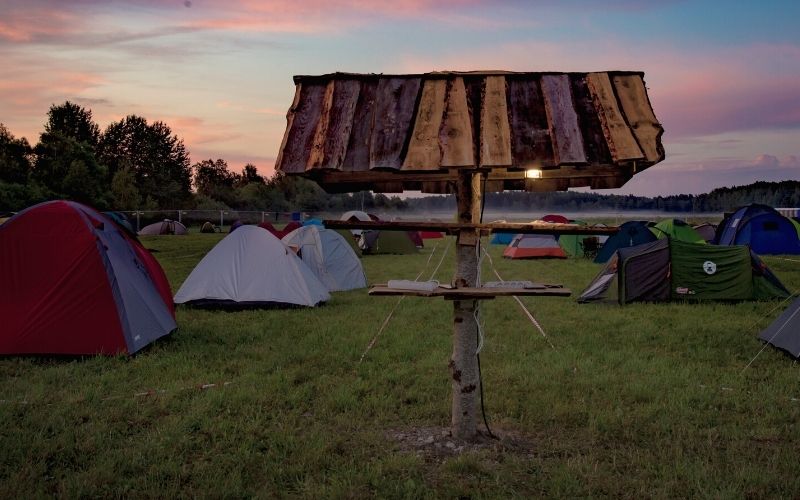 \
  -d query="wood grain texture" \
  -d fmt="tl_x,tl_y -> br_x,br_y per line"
343,80 -> 377,171
569,75 -> 612,165
586,73 -> 644,162
480,76 -> 512,167
369,78 -> 421,170
541,74 -> 587,165
612,74 -> 663,163
307,80 -> 360,170
402,79 -> 446,170
440,77 -> 476,167
506,76 -> 554,168
276,83 -> 330,173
